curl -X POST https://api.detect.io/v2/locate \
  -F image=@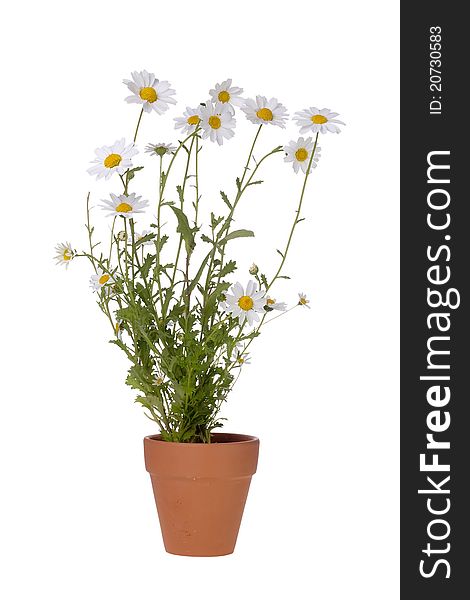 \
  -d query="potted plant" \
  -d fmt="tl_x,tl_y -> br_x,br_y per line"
55,70 -> 344,556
